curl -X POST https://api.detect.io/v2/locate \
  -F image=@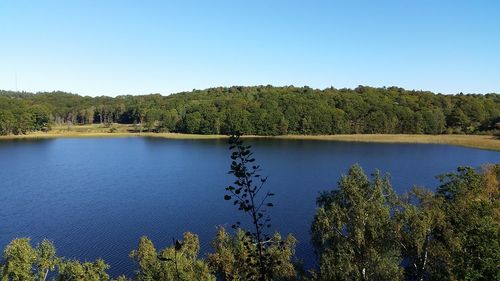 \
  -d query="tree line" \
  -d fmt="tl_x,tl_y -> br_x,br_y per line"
1,85 -> 499,136
1,136 -> 498,280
